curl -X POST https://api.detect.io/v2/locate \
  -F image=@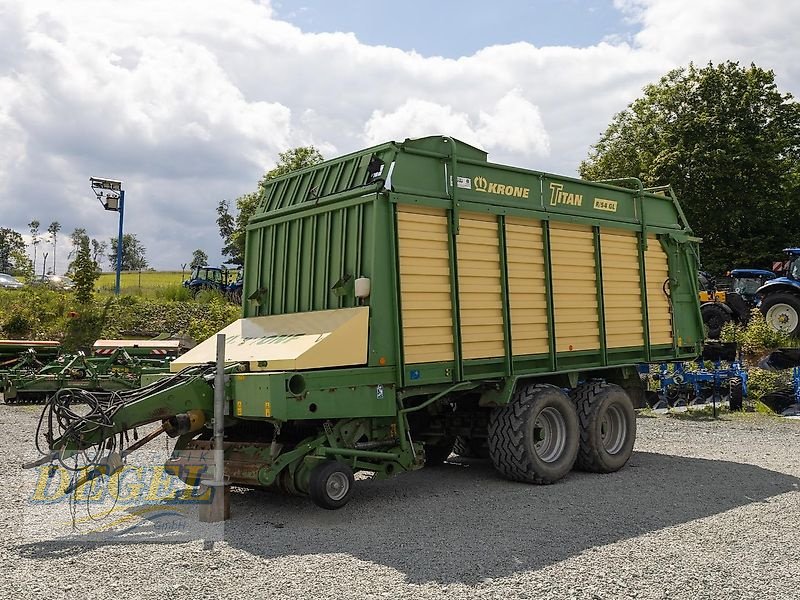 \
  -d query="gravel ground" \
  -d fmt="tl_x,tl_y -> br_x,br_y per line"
1,405 -> 799,600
